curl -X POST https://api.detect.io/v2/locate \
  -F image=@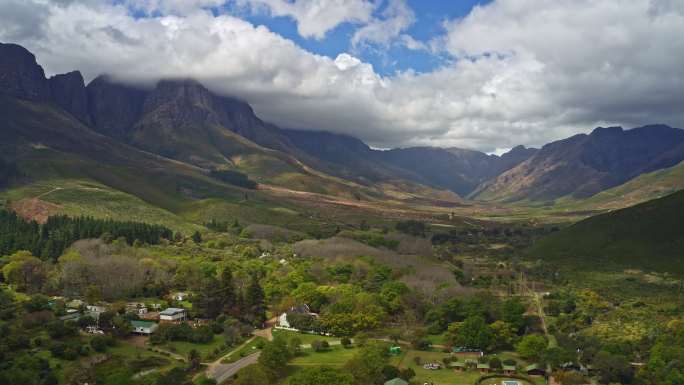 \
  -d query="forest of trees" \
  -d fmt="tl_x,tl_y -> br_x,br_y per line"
0,210 -> 172,261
